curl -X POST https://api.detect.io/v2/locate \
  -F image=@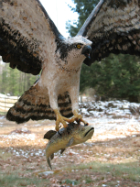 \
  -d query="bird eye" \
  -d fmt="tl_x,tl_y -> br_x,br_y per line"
76,44 -> 82,49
